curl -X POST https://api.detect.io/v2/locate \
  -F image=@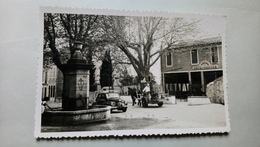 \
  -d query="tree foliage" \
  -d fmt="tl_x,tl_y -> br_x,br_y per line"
44,13 -> 108,66
119,67 -> 137,86
44,13 -> 109,91
100,50 -> 113,87
44,13 -> 130,76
